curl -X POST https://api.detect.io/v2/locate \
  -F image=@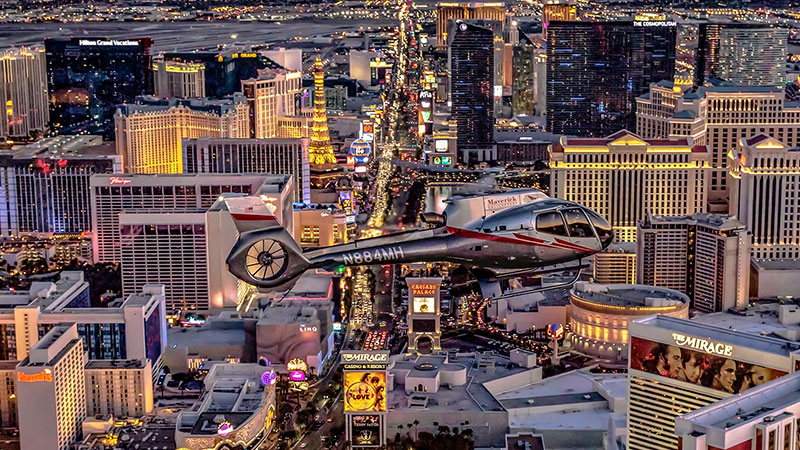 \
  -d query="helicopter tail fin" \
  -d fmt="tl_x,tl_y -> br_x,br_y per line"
224,196 -> 284,233
223,195 -> 312,290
